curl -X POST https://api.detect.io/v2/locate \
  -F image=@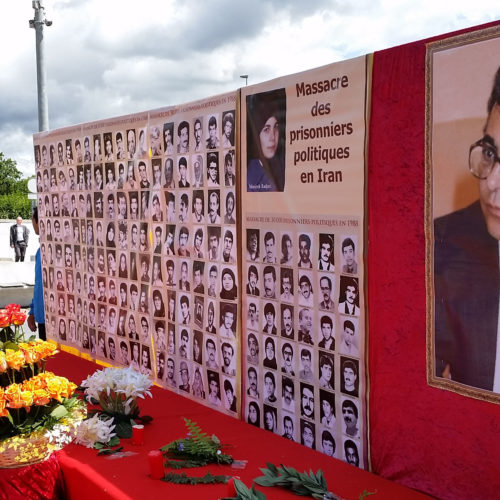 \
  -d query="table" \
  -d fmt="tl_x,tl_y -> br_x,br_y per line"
0,453 -> 65,500
47,351 -> 431,500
